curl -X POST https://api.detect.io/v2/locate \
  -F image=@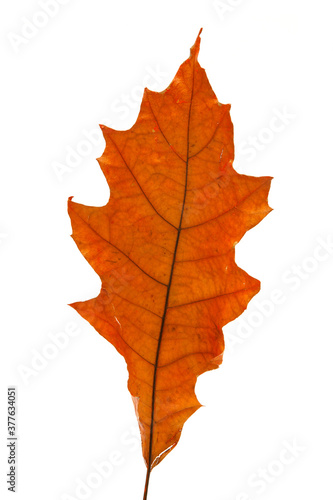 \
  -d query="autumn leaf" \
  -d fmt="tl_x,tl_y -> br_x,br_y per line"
68,28 -> 272,499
